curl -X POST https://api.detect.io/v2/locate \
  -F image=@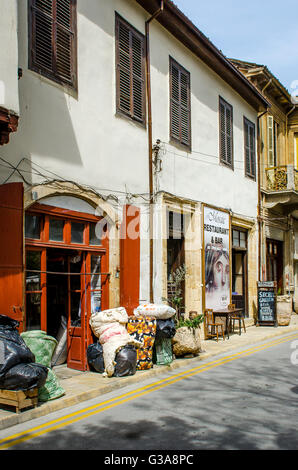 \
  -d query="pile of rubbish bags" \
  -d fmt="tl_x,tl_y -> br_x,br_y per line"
0,315 -> 48,391
88,303 -> 177,377
21,330 -> 65,402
